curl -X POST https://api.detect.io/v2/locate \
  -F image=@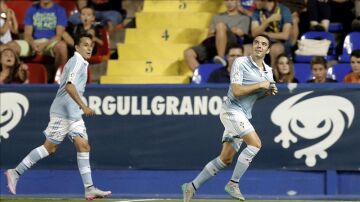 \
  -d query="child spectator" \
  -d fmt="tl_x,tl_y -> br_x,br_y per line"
343,49 -> 360,83
0,0 -> 18,44
273,53 -> 299,83
63,6 -> 103,54
69,0 -> 124,32
0,48 -> 28,84
307,56 -> 337,83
